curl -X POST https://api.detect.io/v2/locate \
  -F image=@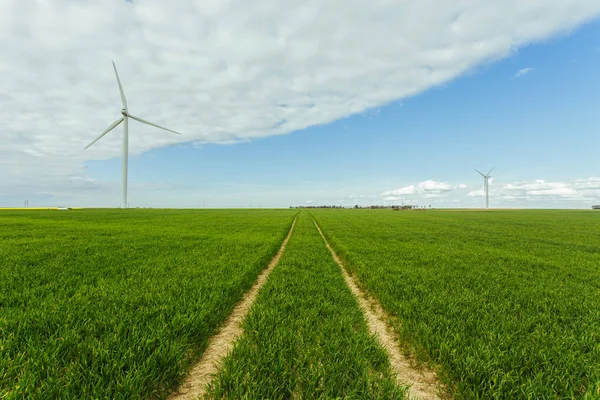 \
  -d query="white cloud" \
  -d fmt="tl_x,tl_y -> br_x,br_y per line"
572,177 -> 600,191
381,180 -> 456,205
468,189 -> 485,197
348,194 -> 376,199
458,183 -> 468,189
513,67 -> 535,78
2,0 -> 600,205
417,180 -> 453,192
382,185 -> 417,196
528,188 -> 577,196
486,177 -> 600,205
502,179 -> 579,197
381,180 -> 454,197
381,179 -> 453,196
395,177 -> 600,207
